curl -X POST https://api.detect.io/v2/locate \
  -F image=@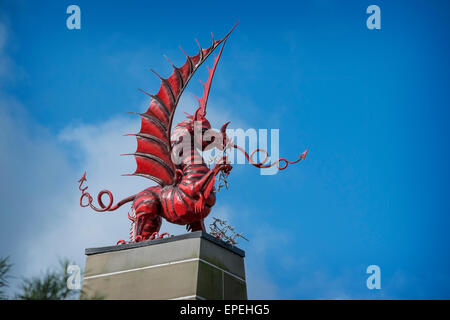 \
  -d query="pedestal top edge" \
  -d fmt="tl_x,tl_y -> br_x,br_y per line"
85,231 -> 245,257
